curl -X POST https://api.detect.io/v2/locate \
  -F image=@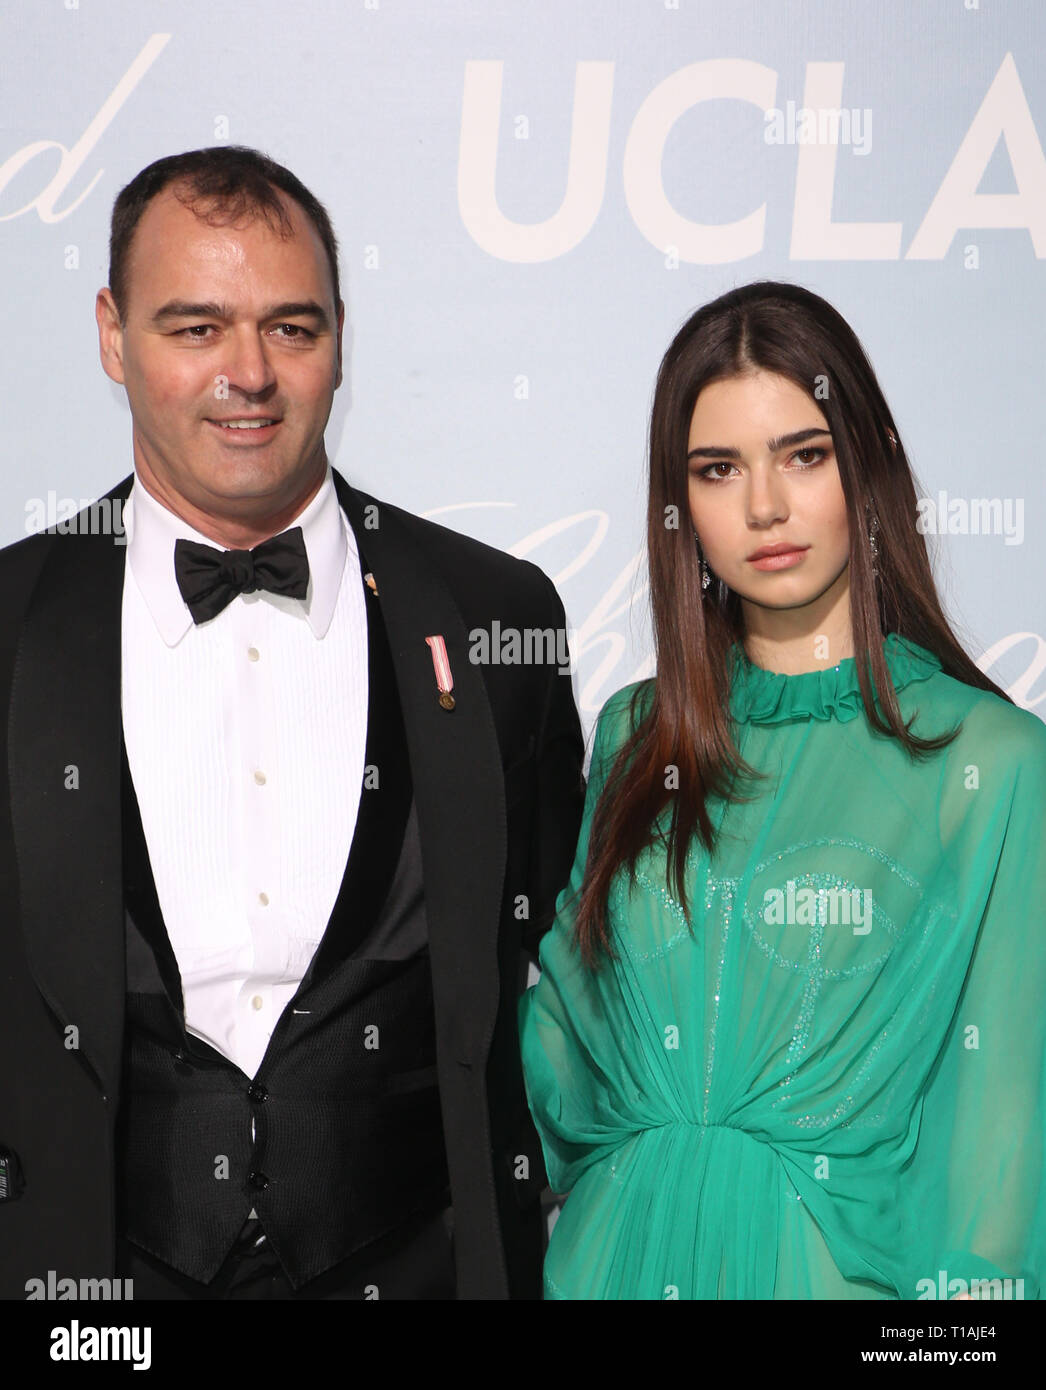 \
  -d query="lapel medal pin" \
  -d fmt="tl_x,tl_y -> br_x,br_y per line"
425,635 -> 455,710
363,572 -> 379,596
